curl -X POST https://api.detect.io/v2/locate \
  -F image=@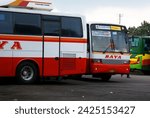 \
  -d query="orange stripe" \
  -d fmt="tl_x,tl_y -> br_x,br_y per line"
61,37 -> 87,43
0,35 -> 87,43
0,35 -> 42,41
9,0 -> 23,6
44,37 -> 87,43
